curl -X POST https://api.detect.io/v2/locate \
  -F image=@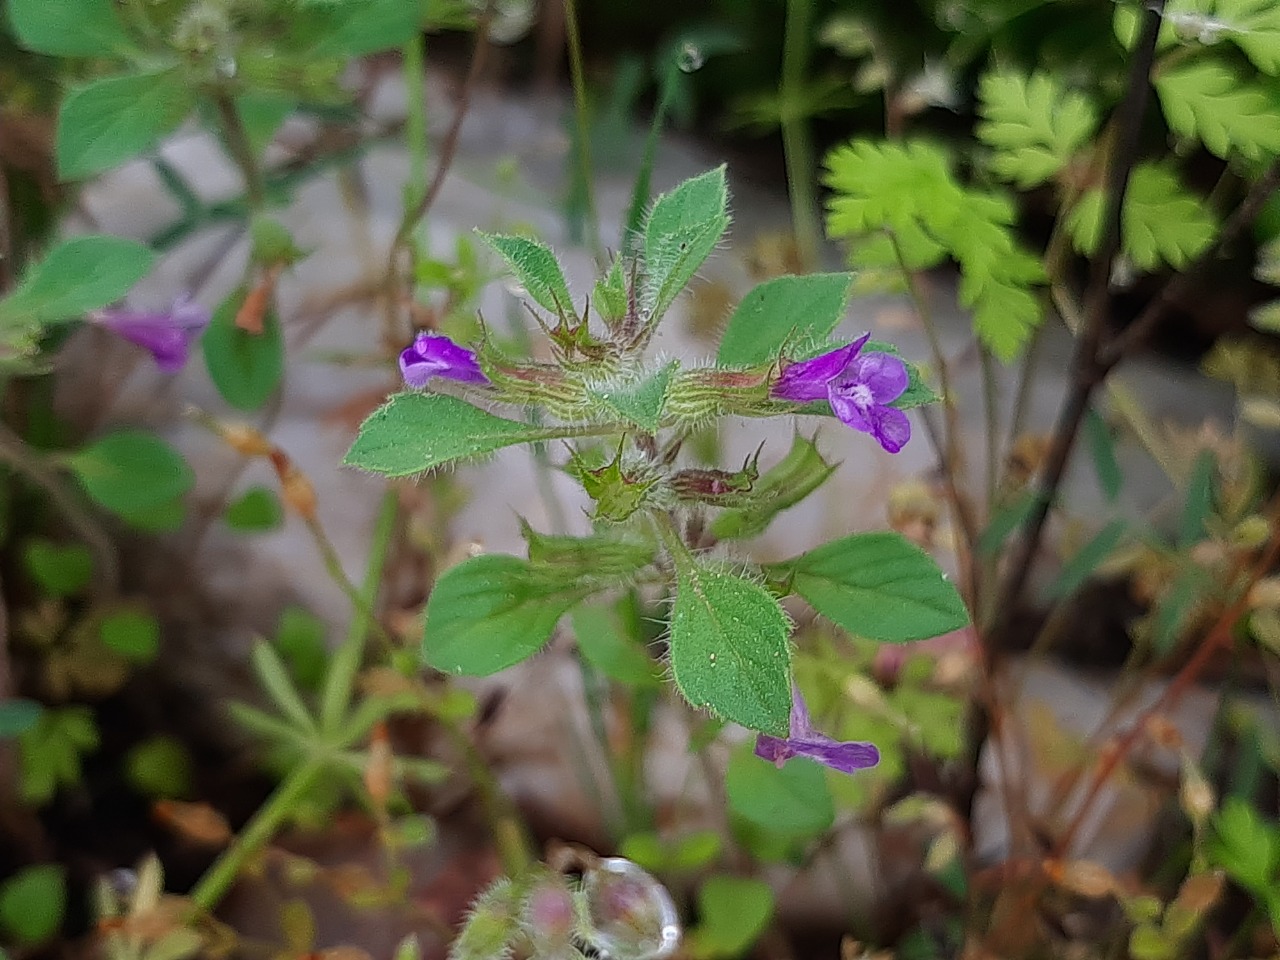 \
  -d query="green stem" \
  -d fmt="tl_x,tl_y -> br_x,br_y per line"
781,0 -> 821,270
212,91 -> 266,210
563,0 -> 601,258
403,35 -> 429,211
190,758 -> 325,912
443,724 -> 535,876
319,489 -> 399,733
